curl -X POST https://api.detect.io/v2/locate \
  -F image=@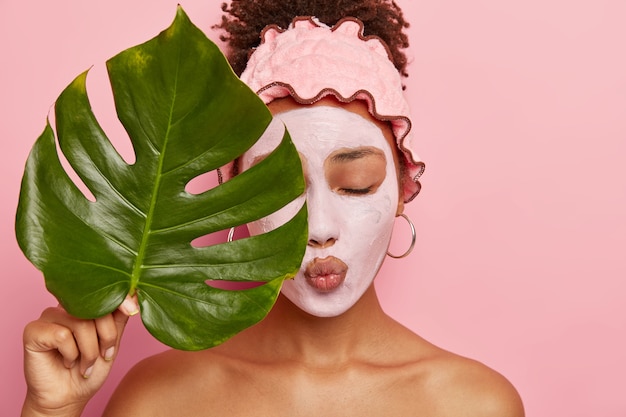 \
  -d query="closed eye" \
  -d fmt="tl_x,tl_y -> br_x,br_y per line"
325,146 -> 387,198
338,187 -> 373,195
